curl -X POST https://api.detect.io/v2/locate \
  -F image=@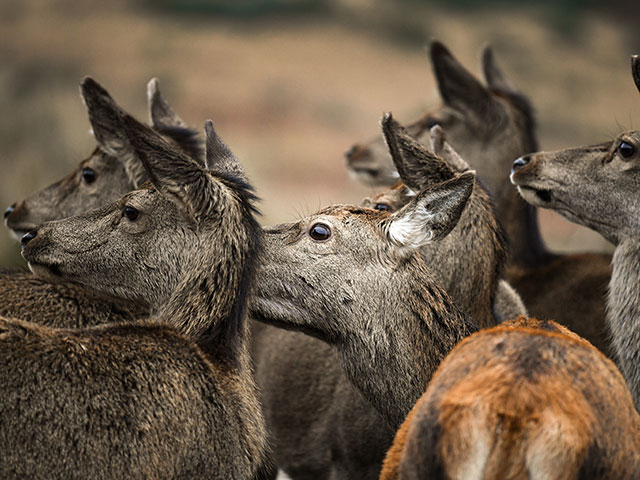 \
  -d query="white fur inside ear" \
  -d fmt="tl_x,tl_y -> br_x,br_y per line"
387,204 -> 435,249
